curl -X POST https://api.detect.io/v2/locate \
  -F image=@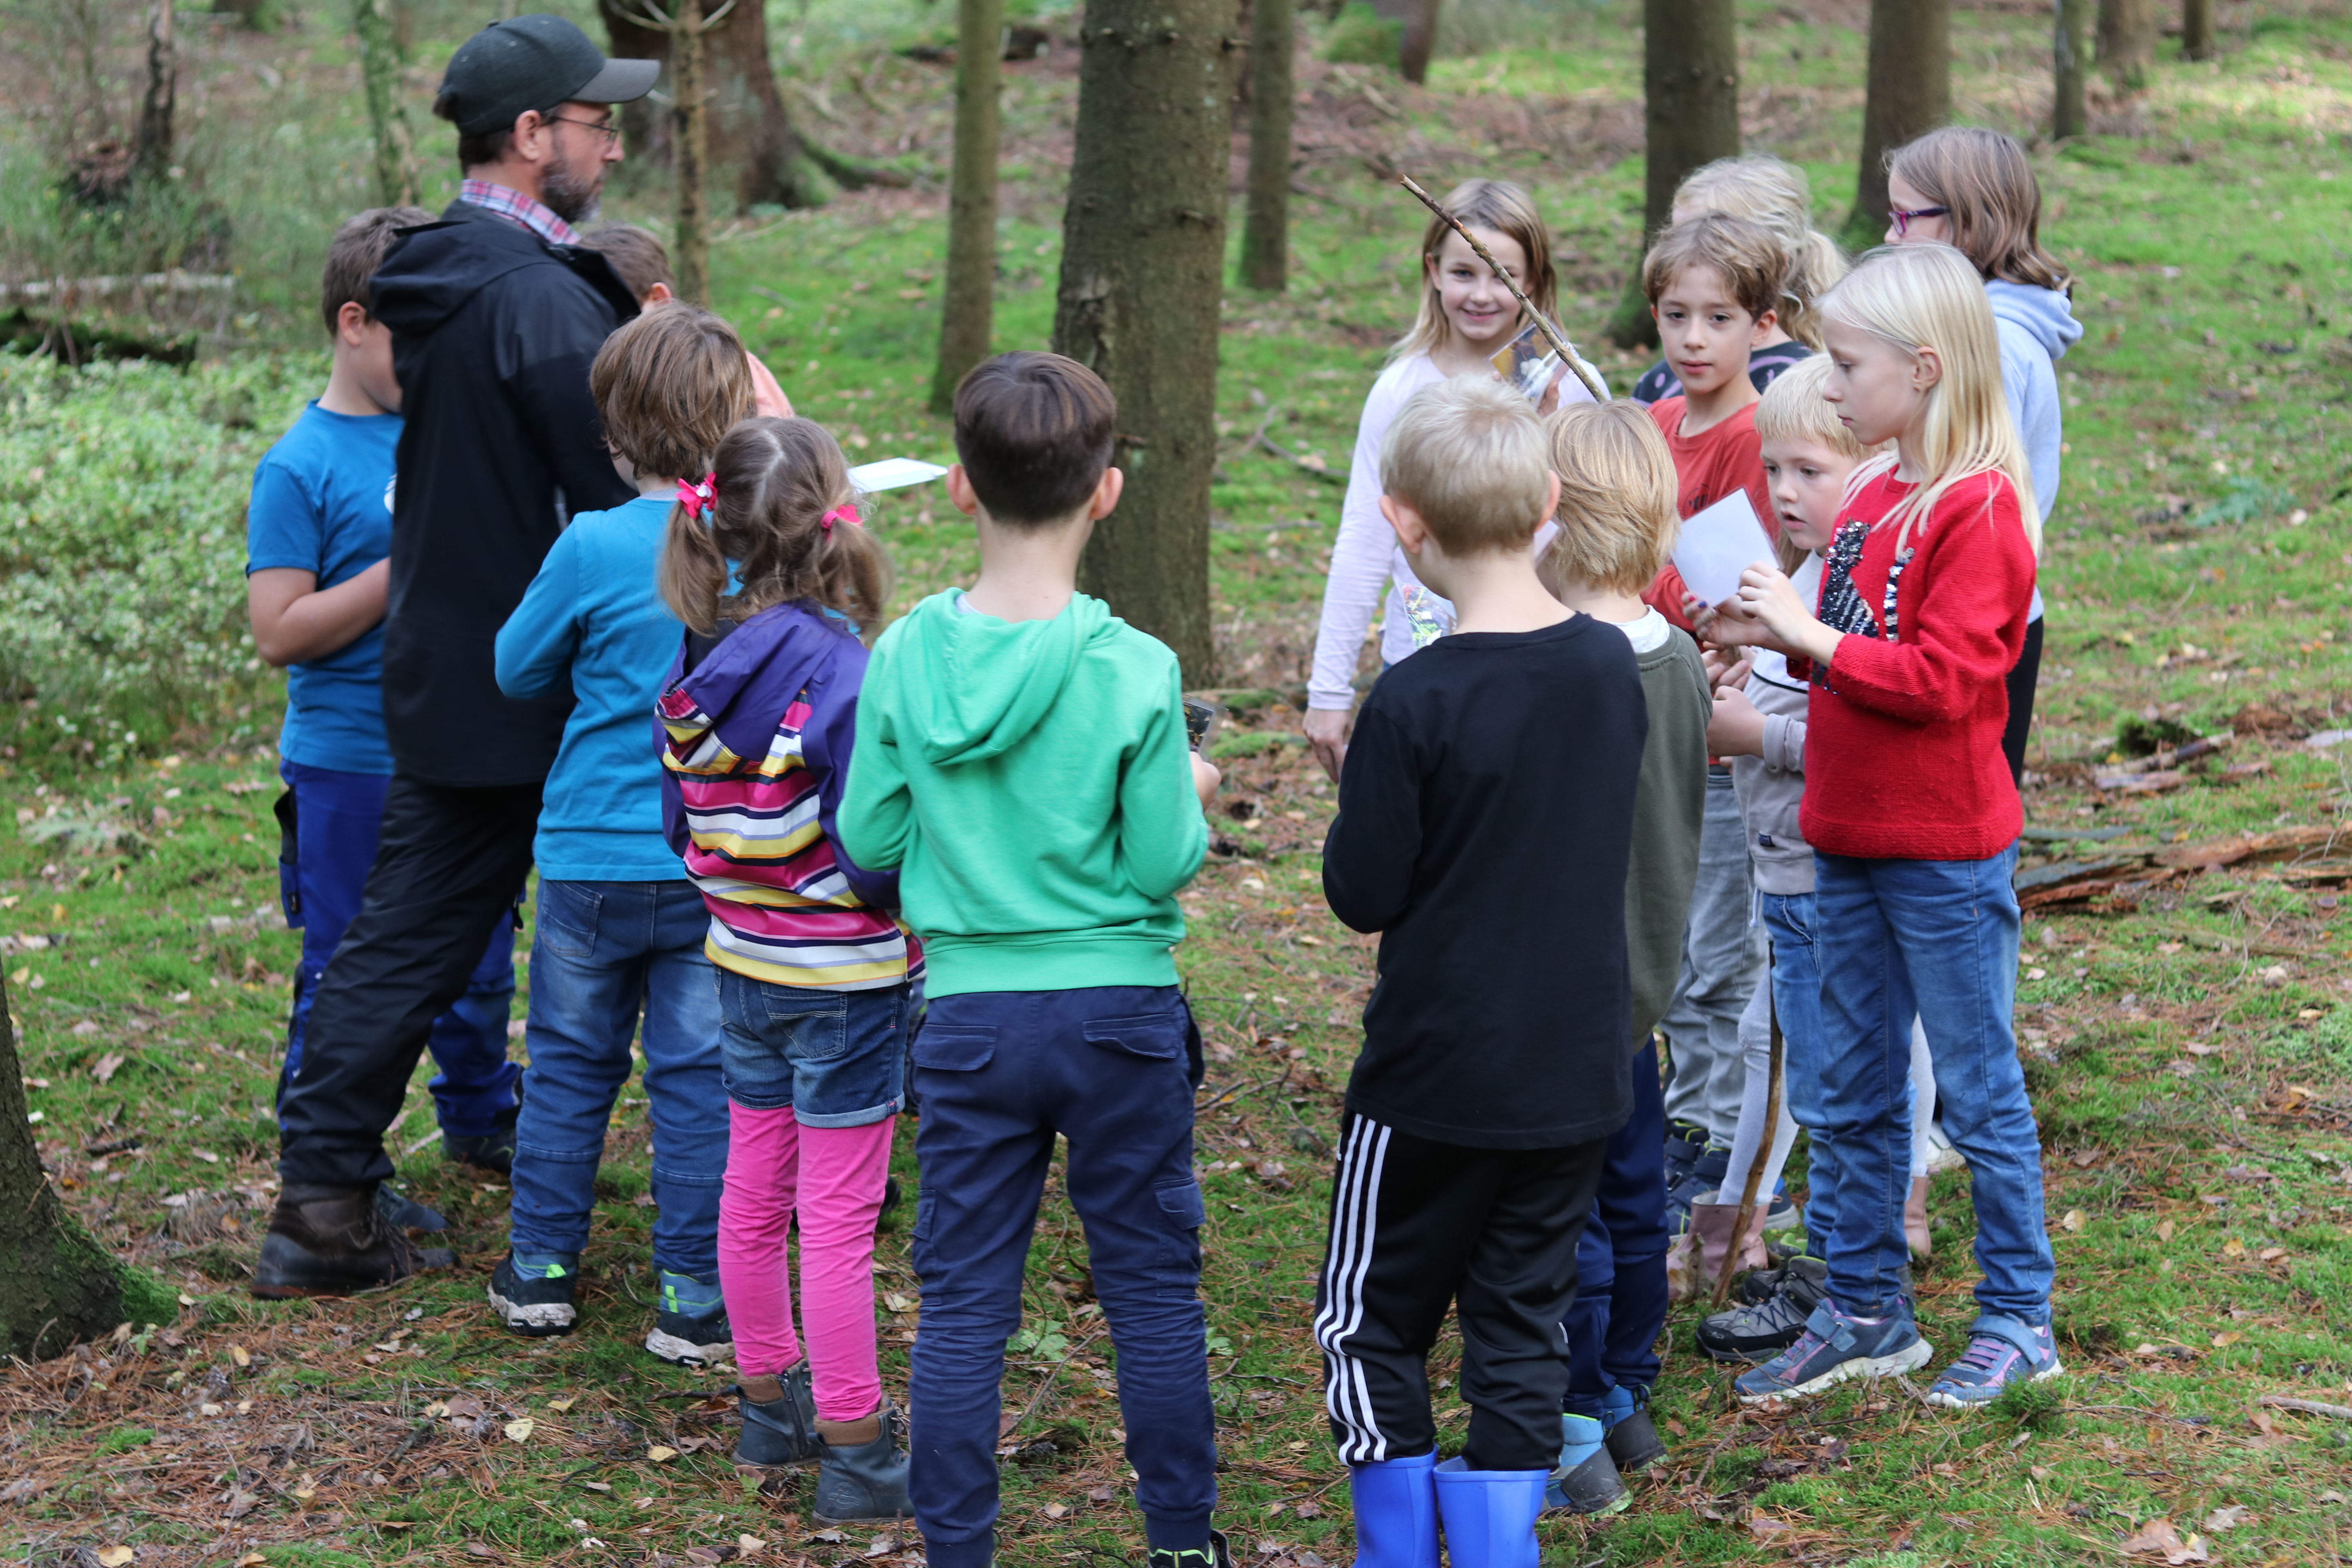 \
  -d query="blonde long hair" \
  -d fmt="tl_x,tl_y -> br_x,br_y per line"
1390,179 -> 1559,364
1822,244 -> 2040,555
1673,155 -> 1848,350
